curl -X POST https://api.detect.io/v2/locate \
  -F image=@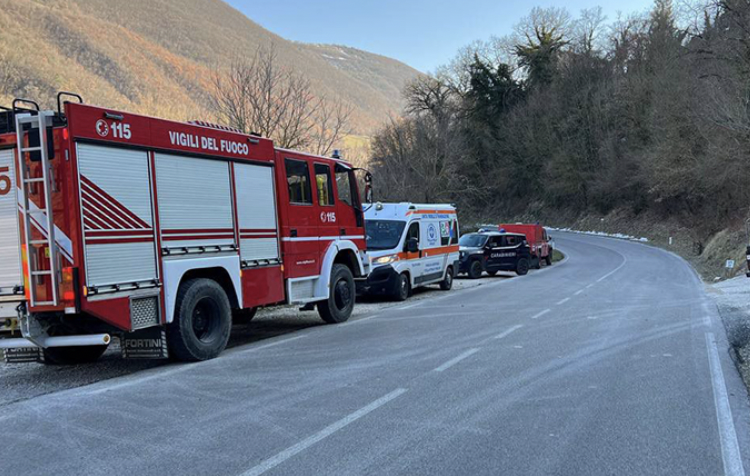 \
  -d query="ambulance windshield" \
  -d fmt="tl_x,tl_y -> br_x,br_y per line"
366,220 -> 407,251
